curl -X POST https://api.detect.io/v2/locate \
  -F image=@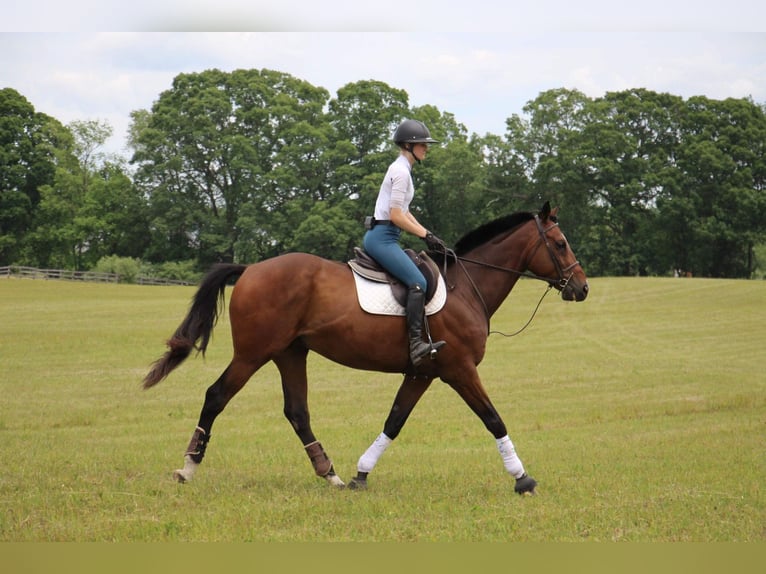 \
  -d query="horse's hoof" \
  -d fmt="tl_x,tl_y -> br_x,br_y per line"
347,477 -> 368,491
324,473 -> 346,488
173,455 -> 198,484
514,474 -> 537,495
